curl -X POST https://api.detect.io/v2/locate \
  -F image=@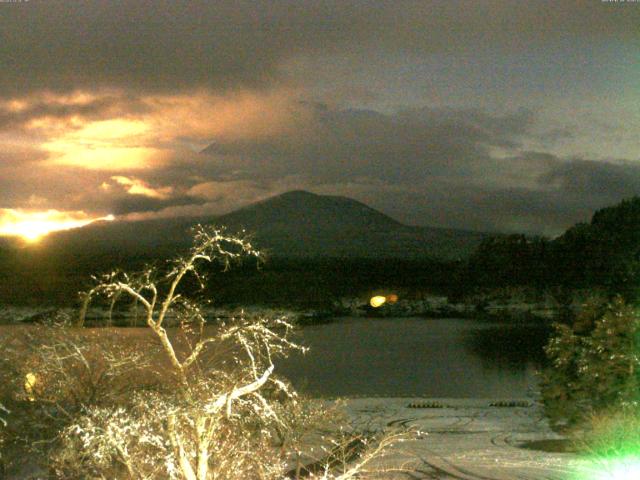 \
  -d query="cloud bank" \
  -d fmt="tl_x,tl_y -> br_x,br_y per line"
0,0 -> 638,236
